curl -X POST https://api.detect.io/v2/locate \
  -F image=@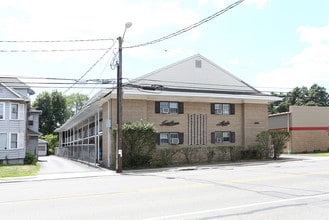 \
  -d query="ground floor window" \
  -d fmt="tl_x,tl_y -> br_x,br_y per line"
0,133 -> 7,150
10,133 -> 18,149
0,133 -> 19,149
211,131 -> 235,144
157,132 -> 184,145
